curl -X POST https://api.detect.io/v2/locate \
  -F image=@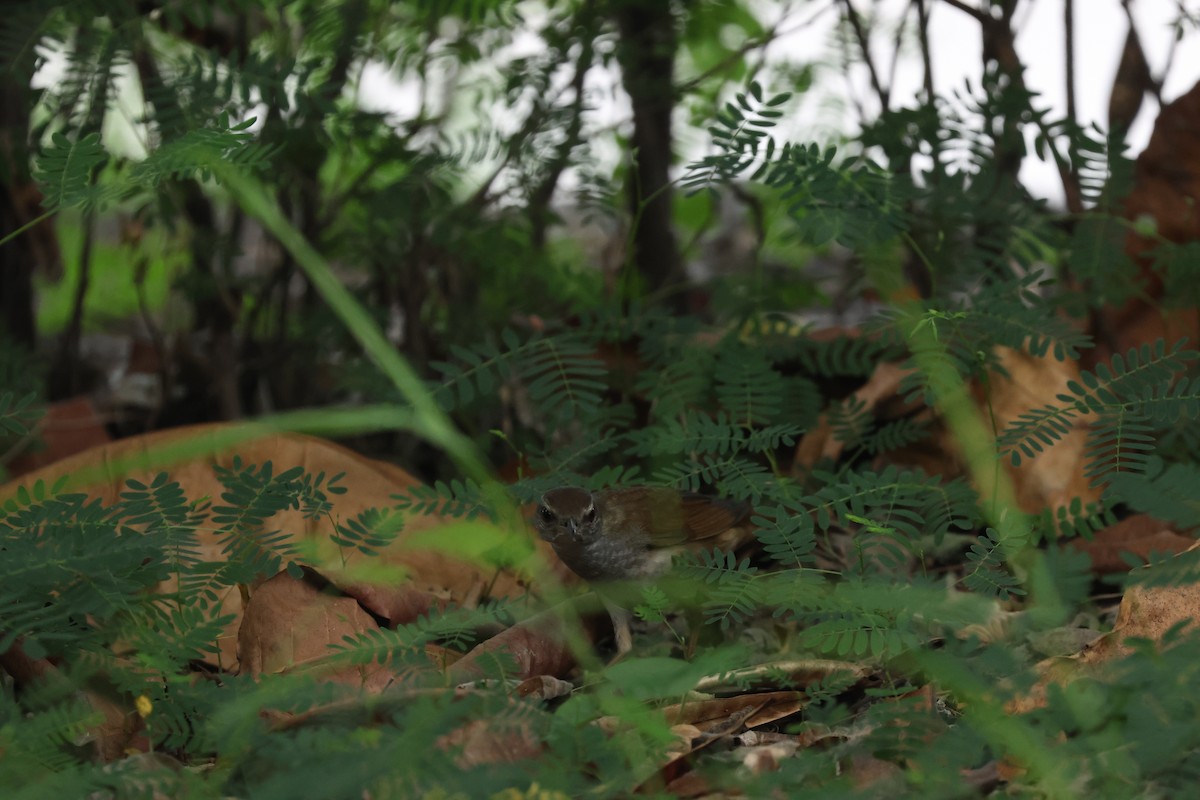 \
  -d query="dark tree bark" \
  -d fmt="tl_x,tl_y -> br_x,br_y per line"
0,70 -> 47,349
612,0 -> 683,308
